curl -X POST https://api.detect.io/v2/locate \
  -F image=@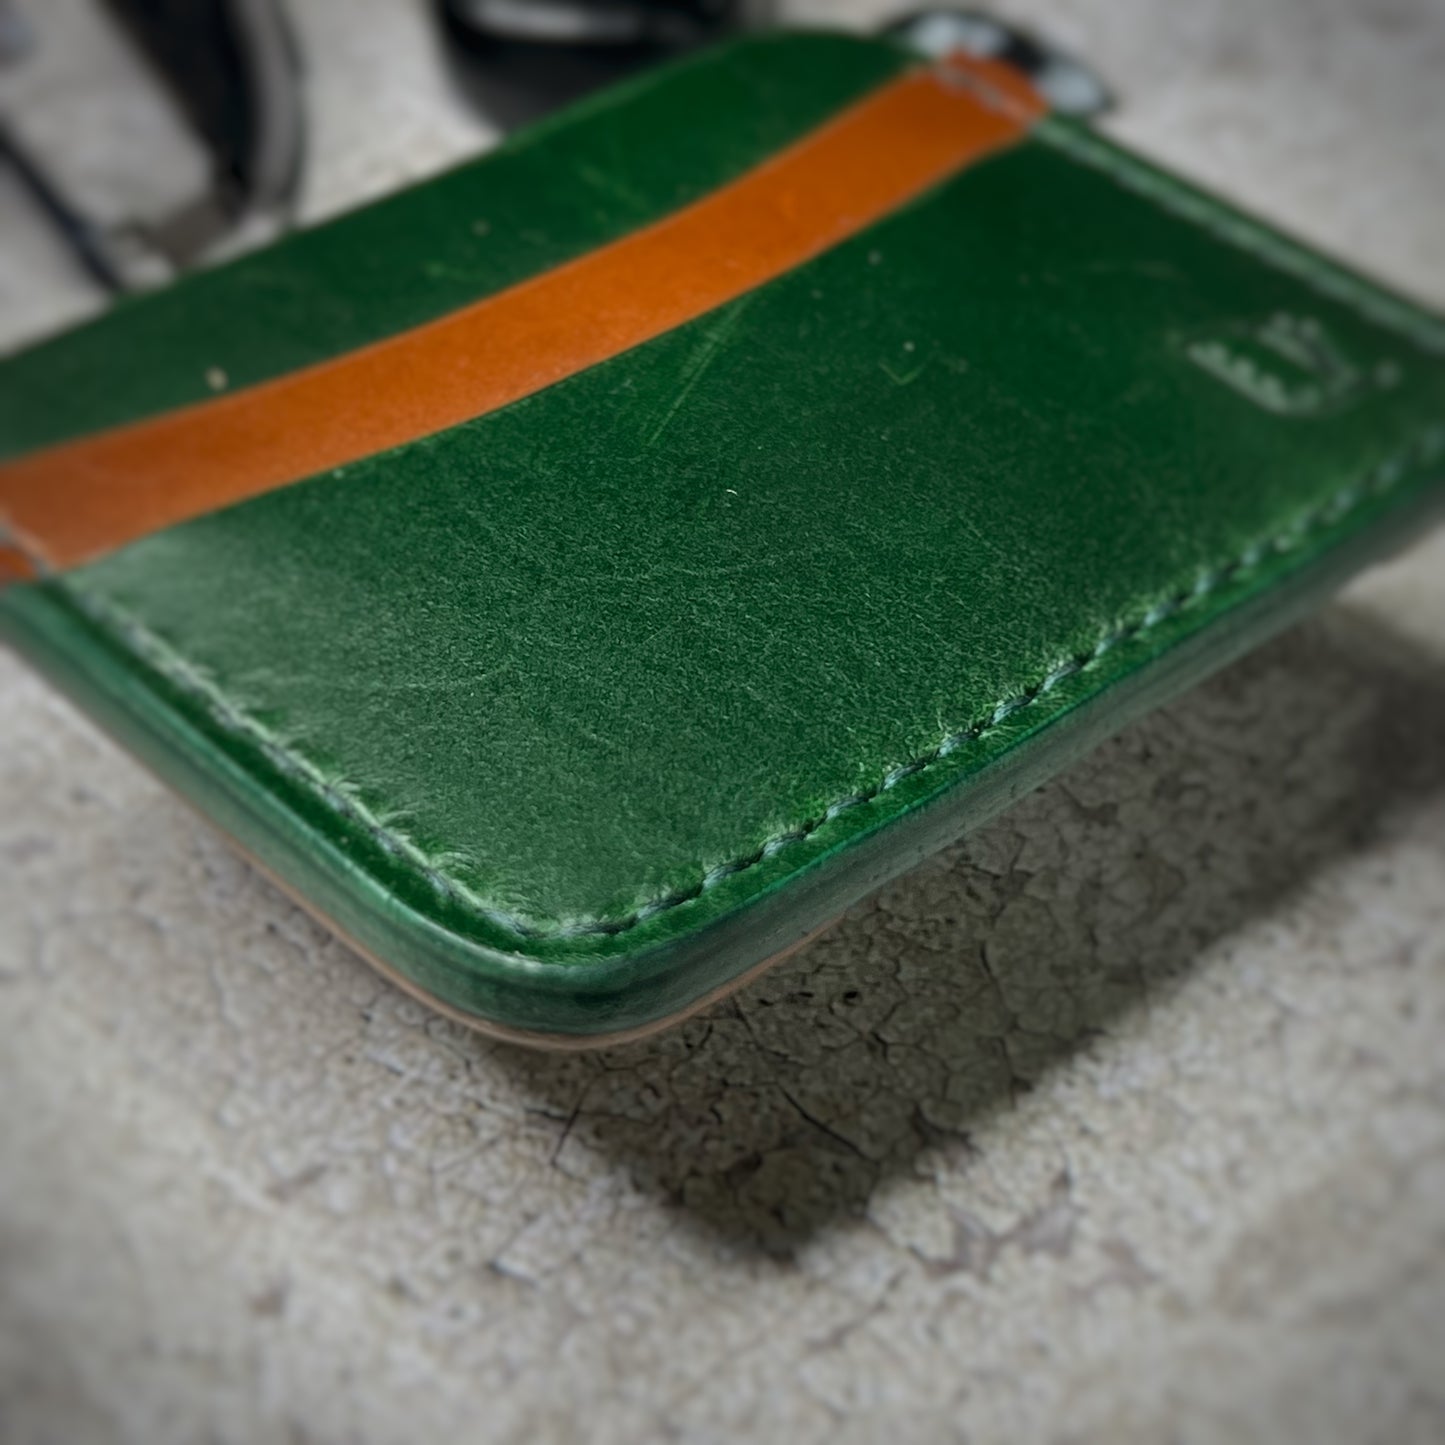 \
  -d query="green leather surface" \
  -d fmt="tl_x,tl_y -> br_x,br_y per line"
3,32 -> 1444,1038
